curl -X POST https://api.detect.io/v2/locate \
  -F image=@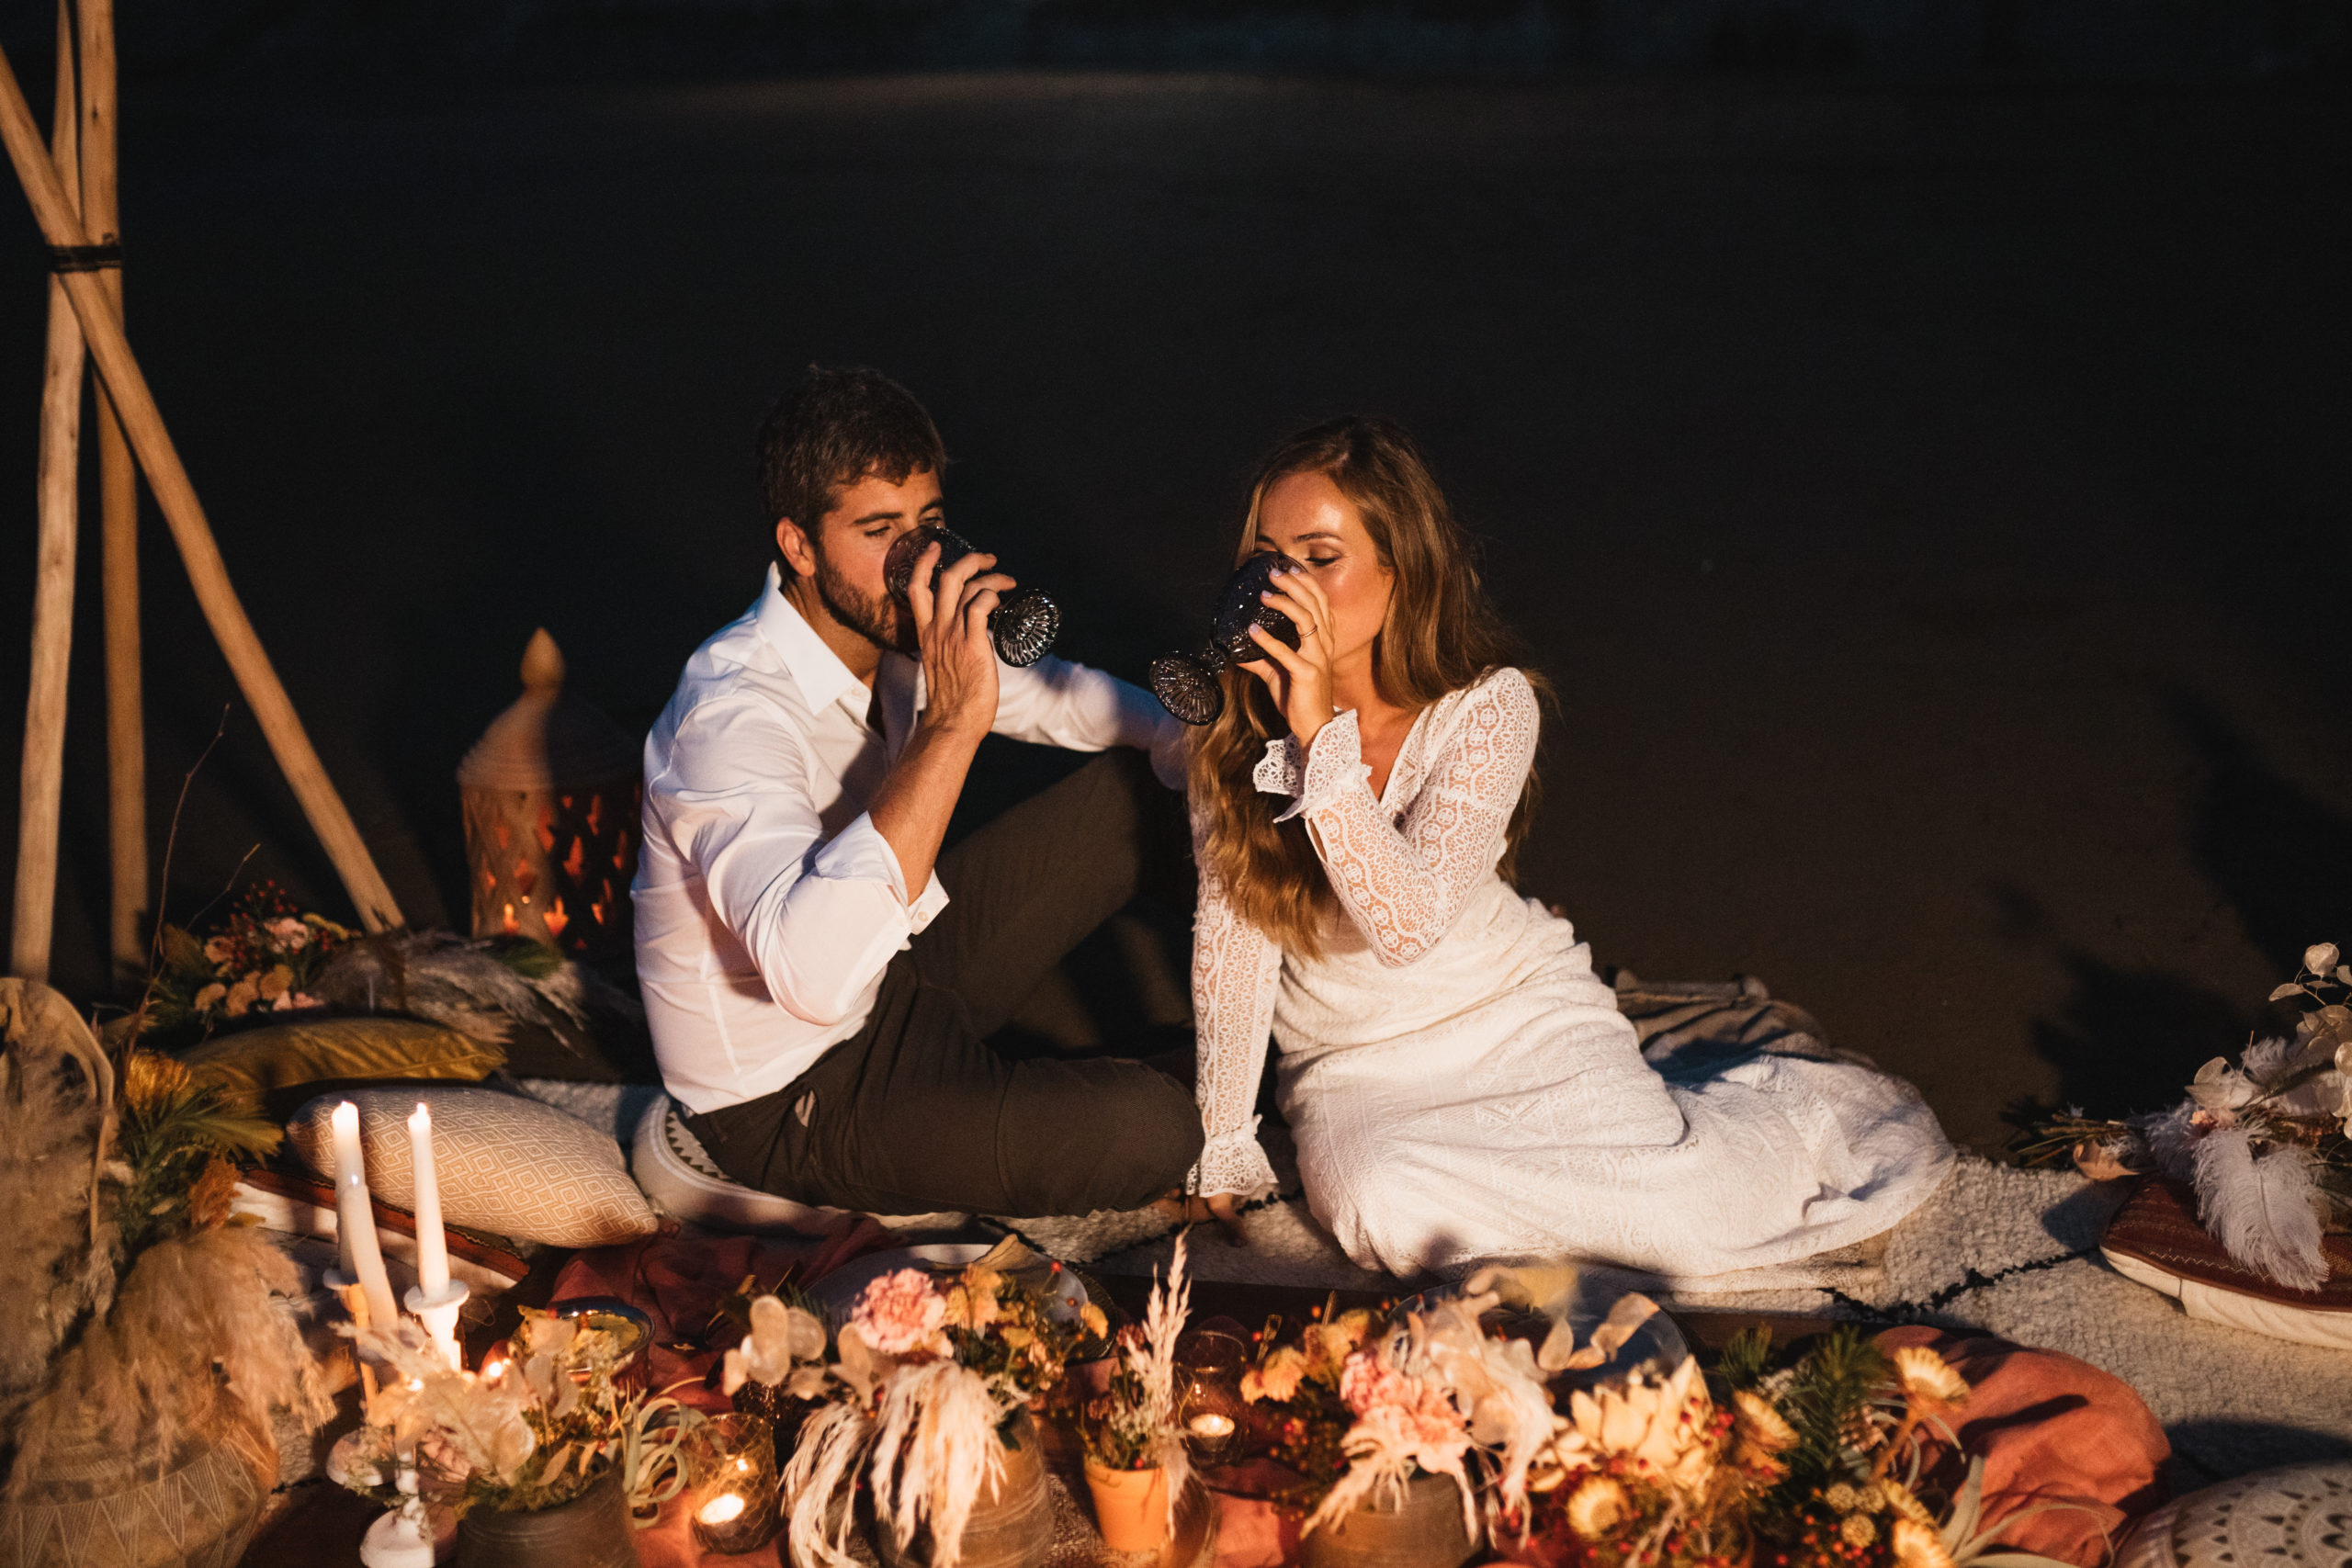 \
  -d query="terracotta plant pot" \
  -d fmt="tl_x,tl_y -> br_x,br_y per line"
1300,1472 -> 1480,1568
874,1412 -> 1053,1568
1085,1460 -> 1172,1553
454,1467 -> 641,1568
